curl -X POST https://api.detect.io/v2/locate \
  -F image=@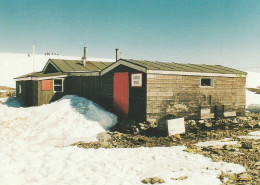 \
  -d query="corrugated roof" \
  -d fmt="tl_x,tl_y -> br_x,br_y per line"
121,59 -> 247,75
14,72 -> 67,79
49,59 -> 113,72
